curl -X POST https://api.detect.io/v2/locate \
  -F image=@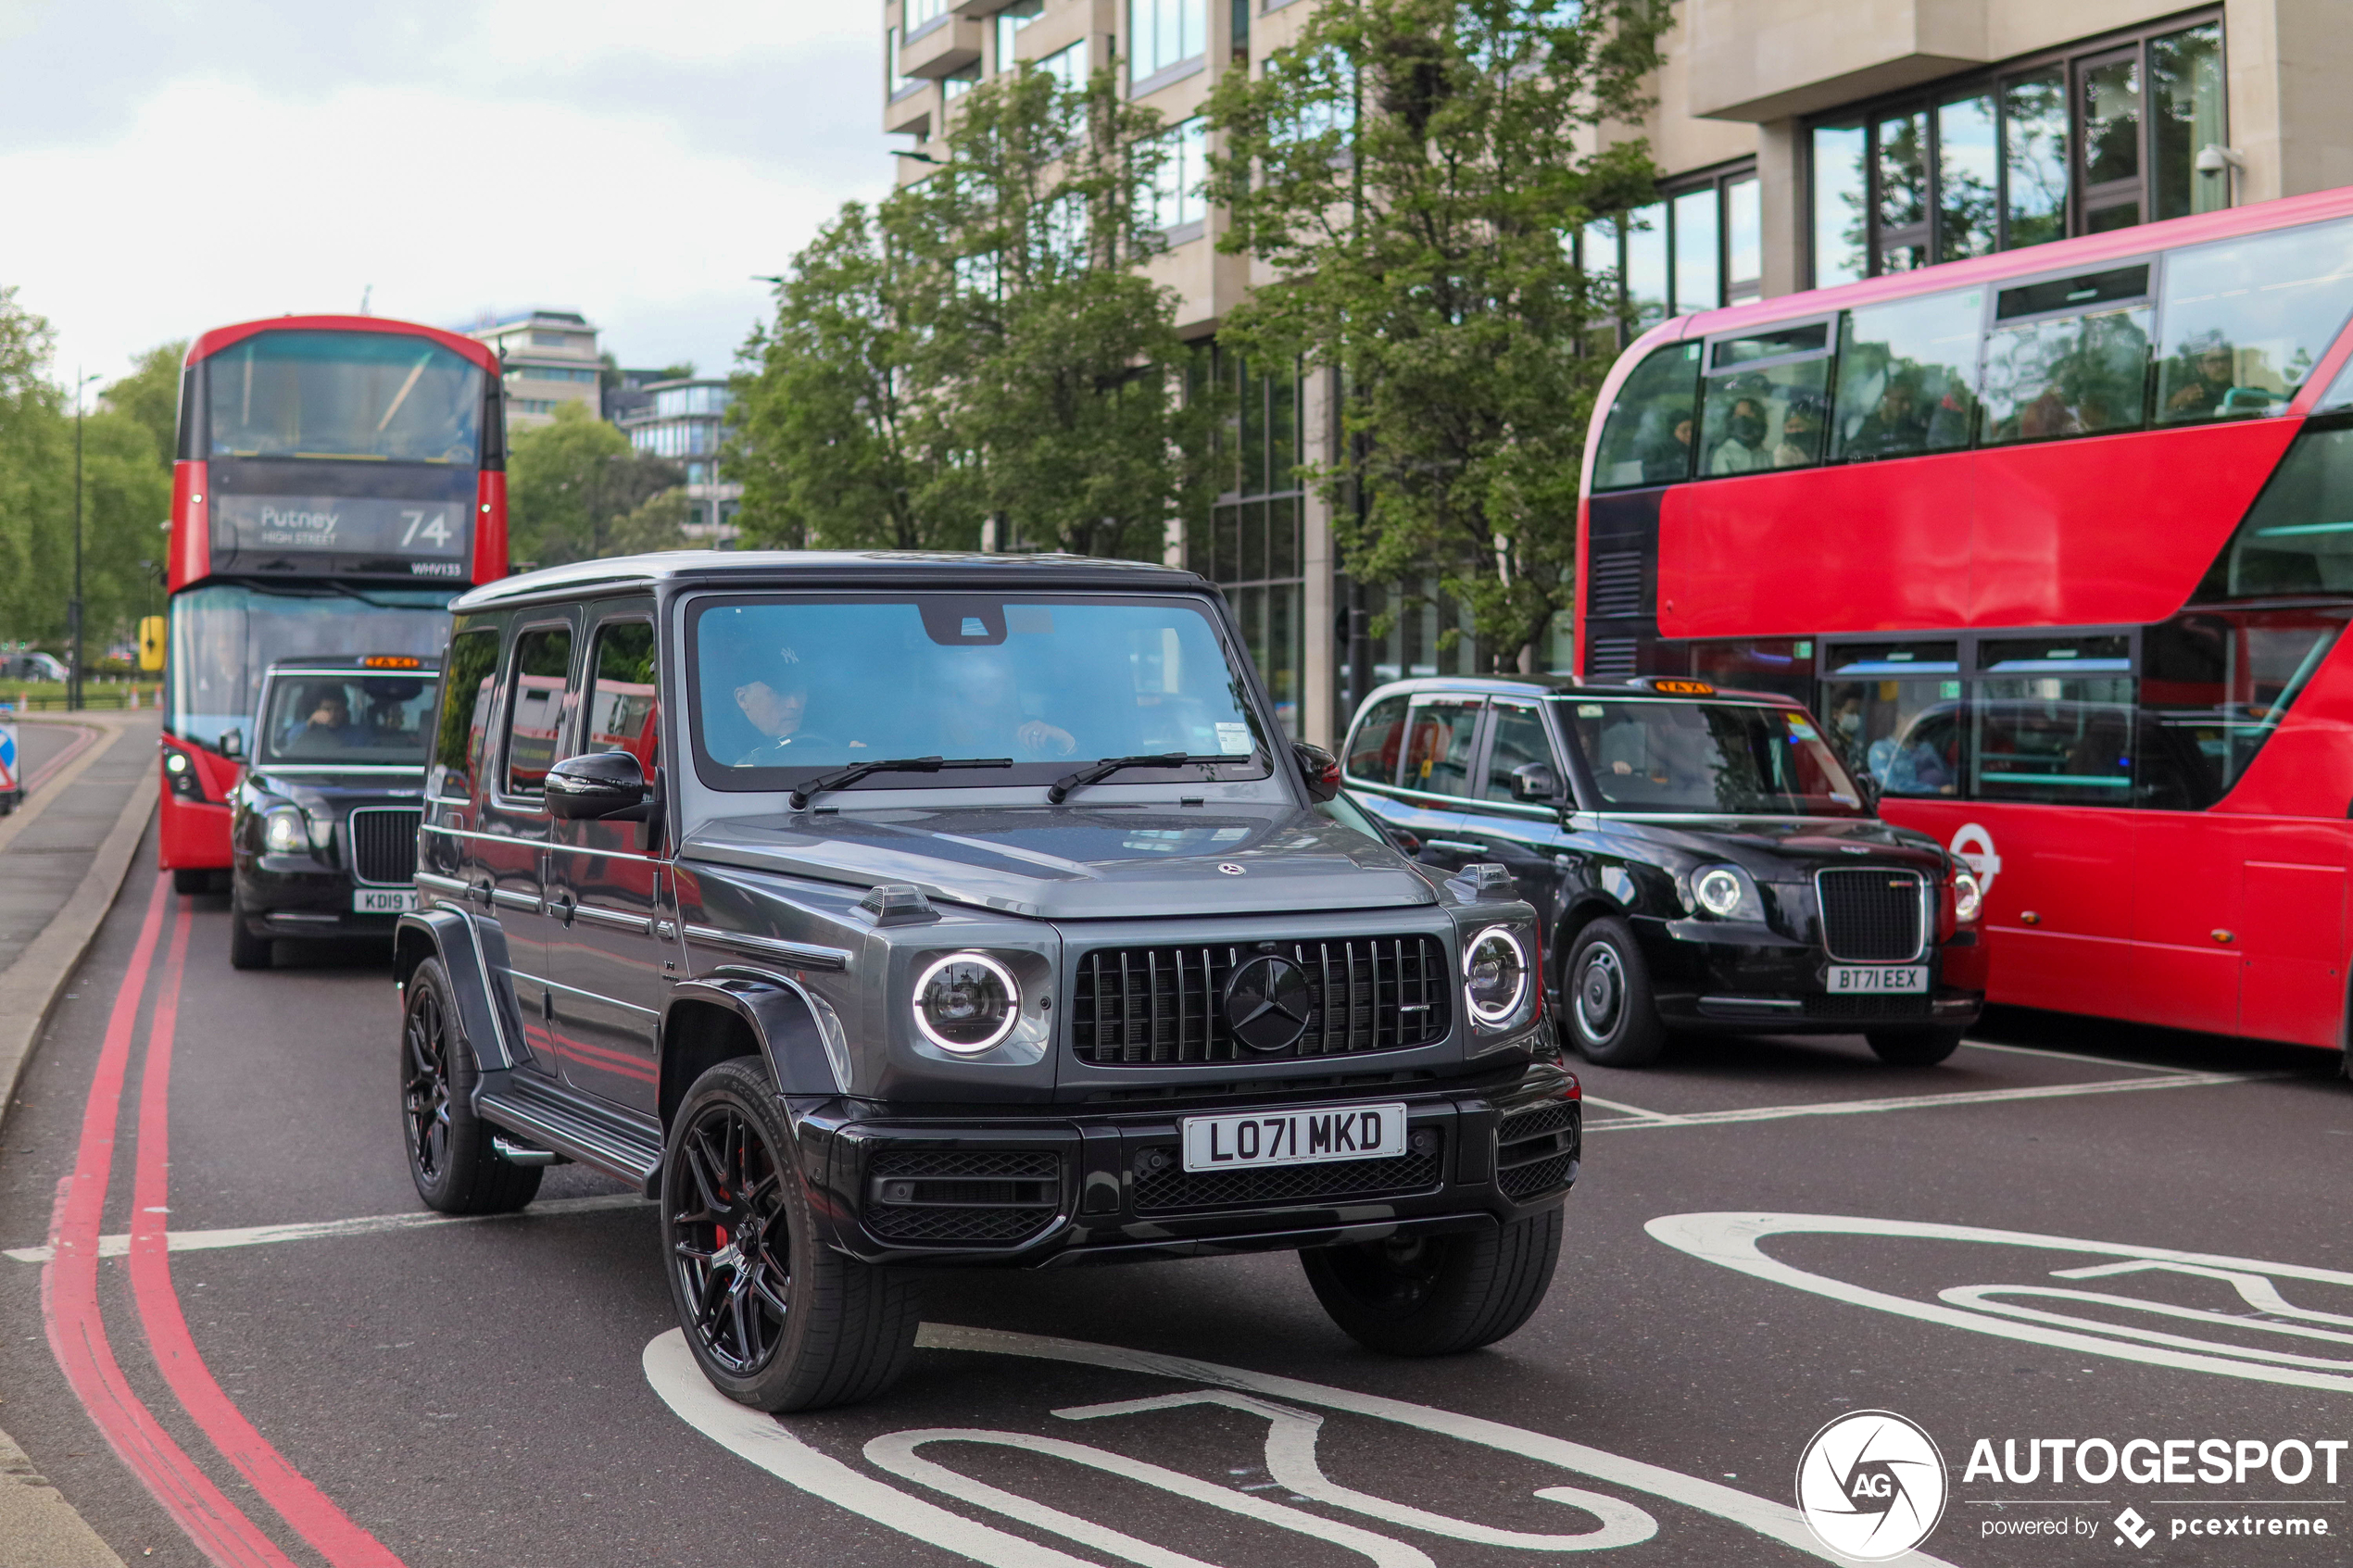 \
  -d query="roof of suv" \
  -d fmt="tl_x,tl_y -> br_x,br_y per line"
451,550 -> 1212,612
